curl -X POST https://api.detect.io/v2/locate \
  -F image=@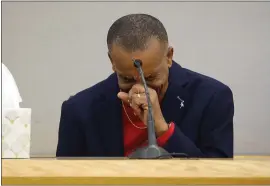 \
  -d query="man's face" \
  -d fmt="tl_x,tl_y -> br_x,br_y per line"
109,38 -> 174,99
